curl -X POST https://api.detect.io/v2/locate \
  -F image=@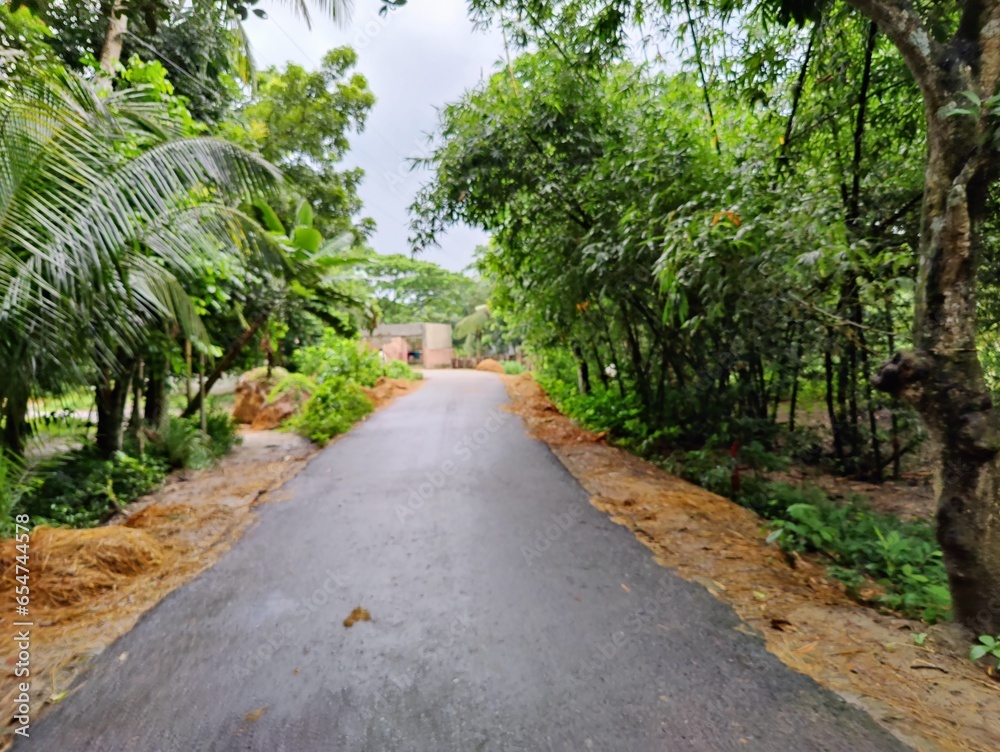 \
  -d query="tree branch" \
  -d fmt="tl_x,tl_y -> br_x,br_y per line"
845,0 -> 948,102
